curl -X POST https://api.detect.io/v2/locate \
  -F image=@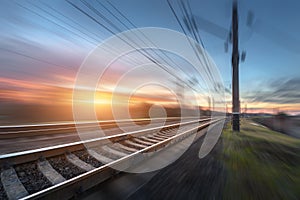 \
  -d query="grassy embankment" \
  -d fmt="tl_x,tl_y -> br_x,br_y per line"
221,119 -> 300,199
